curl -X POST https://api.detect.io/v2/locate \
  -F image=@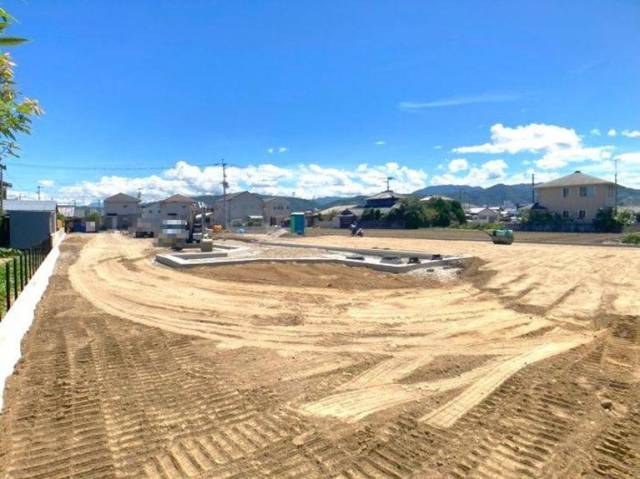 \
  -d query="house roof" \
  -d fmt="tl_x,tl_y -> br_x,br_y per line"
366,190 -> 407,200
4,200 -> 57,212
535,171 -> 614,189
213,191 -> 261,203
263,196 -> 289,203
468,207 -> 499,215
104,193 -> 139,203
319,204 -> 358,215
162,194 -> 194,203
